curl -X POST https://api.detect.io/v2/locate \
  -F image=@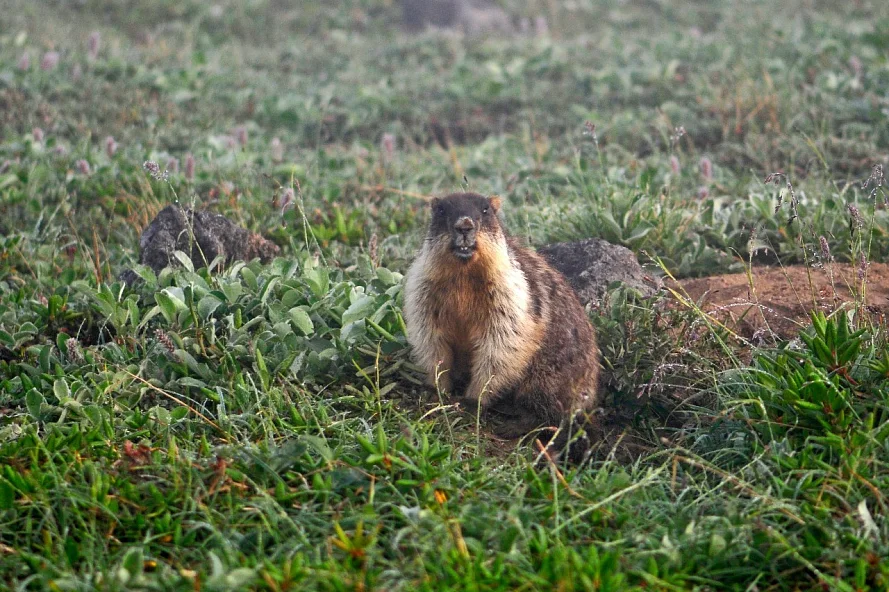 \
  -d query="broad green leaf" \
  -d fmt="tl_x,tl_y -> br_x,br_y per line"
155,288 -> 187,324
53,378 -> 70,402
220,281 -> 243,303
26,389 -> 44,420
174,349 -> 212,380
281,287 -> 303,308
341,295 -> 375,326
240,266 -> 258,291
172,250 -> 195,272
375,267 -> 399,285
304,266 -> 329,298
0,330 -> 13,347
83,405 -> 105,428
289,307 -> 314,335
38,345 -> 51,373
197,295 -> 223,320
56,333 -> 71,353
260,276 -> 280,304
178,377 -> 208,389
